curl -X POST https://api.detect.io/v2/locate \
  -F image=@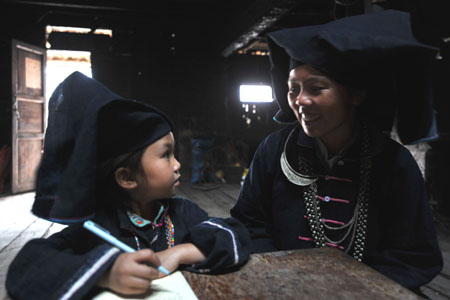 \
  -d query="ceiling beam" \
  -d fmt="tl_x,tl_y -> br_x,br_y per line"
3,0 -> 138,12
220,0 -> 299,57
